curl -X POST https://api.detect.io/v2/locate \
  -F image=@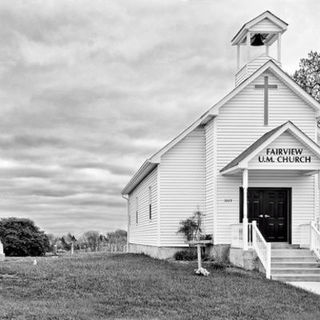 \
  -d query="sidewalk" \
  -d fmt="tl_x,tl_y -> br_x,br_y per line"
288,282 -> 320,295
